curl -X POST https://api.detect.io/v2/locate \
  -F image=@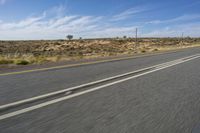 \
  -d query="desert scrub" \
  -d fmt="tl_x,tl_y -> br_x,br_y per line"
0,59 -> 14,64
153,48 -> 159,51
34,56 -> 49,64
141,49 -> 146,53
14,60 -> 30,65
